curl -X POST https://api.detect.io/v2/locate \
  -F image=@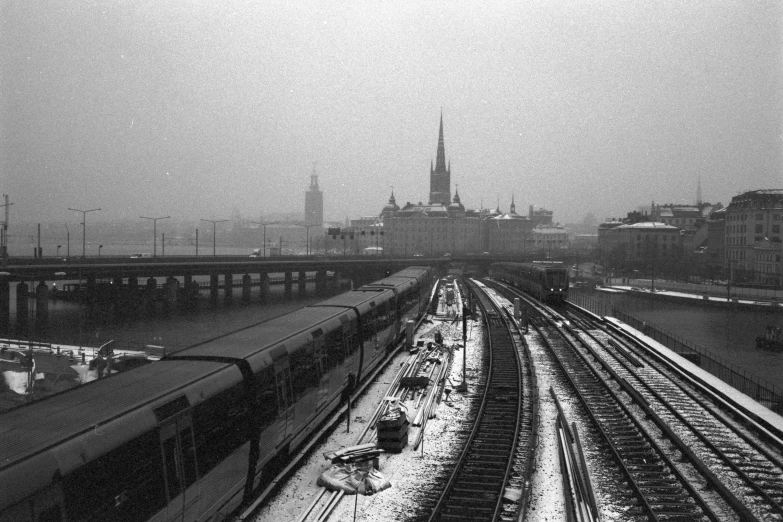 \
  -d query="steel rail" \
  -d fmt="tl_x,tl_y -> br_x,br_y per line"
426,280 -> 524,521
487,280 -> 721,521
563,304 -> 783,520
